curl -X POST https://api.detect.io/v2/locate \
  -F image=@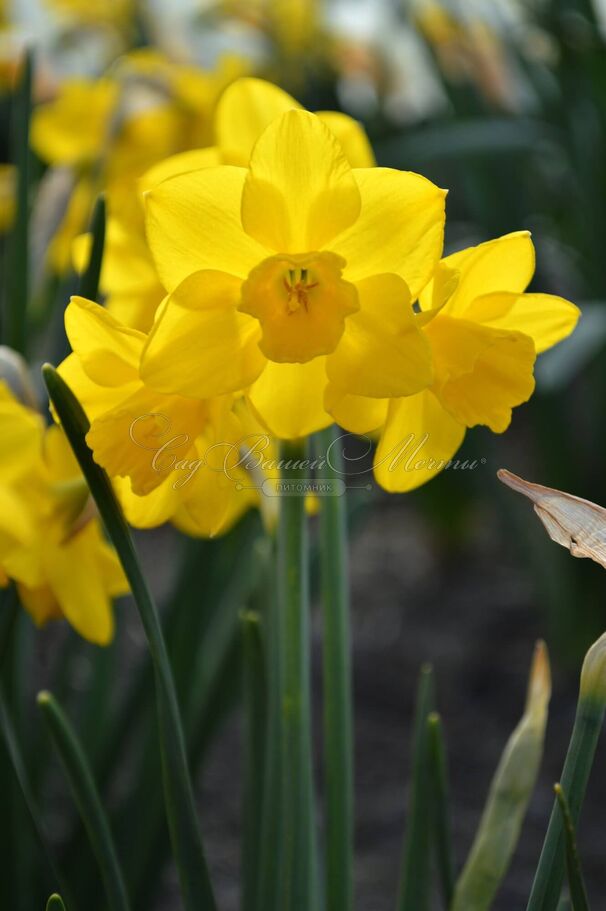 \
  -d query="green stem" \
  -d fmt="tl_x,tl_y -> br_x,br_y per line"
315,425 -> 353,911
256,536 -> 284,911
241,610 -> 266,911
554,784 -> 590,911
277,439 -> 316,910
37,691 -> 130,911
526,696 -> 604,911
42,364 -> 217,911
7,50 -> 32,354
